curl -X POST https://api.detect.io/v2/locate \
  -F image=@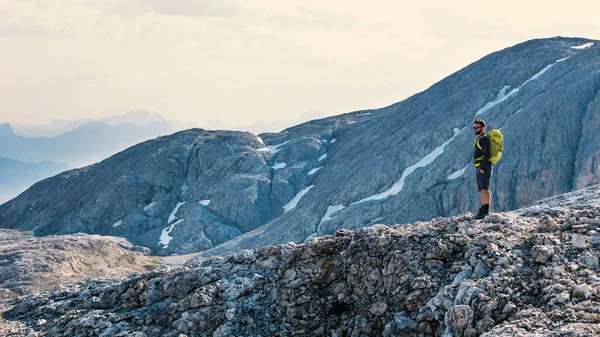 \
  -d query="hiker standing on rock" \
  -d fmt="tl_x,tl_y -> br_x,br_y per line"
473,119 -> 492,219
